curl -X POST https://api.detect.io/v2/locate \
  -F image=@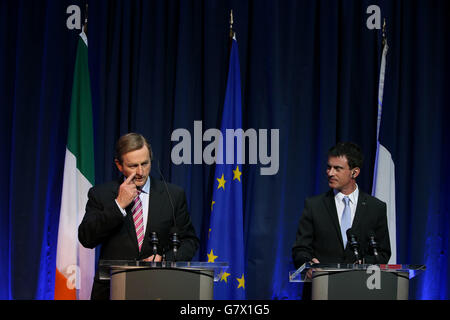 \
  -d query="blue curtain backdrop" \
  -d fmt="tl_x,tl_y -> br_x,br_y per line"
0,0 -> 449,300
